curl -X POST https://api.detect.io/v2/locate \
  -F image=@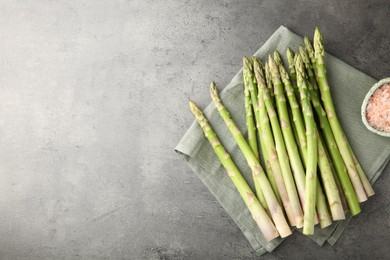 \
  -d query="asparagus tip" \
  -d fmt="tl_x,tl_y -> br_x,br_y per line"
273,50 -> 283,66
295,54 -> 304,78
286,48 -> 294,64
304,37 -> 315,62
268,56 -> 279,77
210,81 -> 220,101
251,56 -> 261,67
313,27 -> 324,55
252,56 -> 263,71
243,56 -> 253,71
278,63 -> 289,82
253,58 -> 266,87
304,36 -> 312,49
299,46 -> 310,64
268,55 -> 275,68
188,100 -> 201,117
